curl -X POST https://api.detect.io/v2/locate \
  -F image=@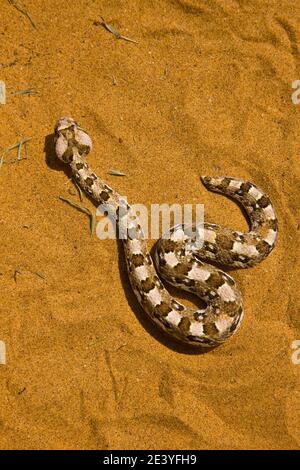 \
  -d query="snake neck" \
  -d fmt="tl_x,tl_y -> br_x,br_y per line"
68,151 -> 145,241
